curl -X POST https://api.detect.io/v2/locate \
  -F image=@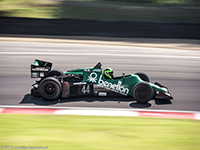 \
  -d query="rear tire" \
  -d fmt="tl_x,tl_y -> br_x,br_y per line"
133,83 -> 154,104
135,72 -> 149,82
46,69 -> 64,77
39,77 -> 62,100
